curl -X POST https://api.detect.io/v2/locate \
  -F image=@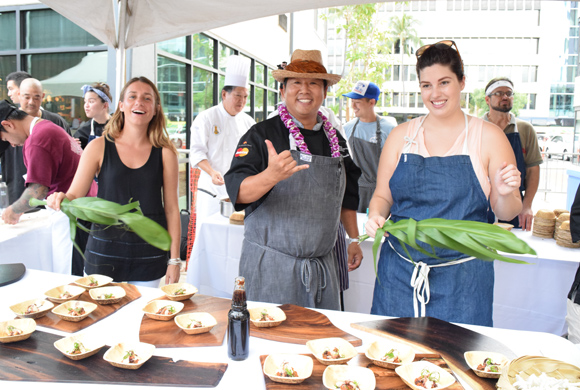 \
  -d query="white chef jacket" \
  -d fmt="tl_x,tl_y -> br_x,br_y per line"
189,102 -> 255,230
